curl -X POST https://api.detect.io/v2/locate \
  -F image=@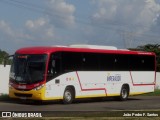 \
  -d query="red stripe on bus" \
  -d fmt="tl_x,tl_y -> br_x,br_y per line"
76,71 -> 107,96
129,71 -> 155,86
